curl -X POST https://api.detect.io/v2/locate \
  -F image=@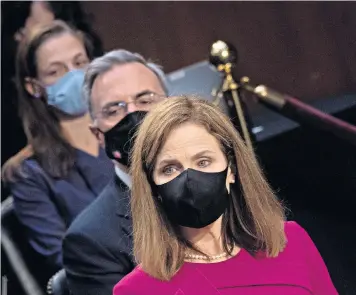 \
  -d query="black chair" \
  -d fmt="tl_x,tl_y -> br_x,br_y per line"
1,196 -> 44,295
46,269 -> 69,295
